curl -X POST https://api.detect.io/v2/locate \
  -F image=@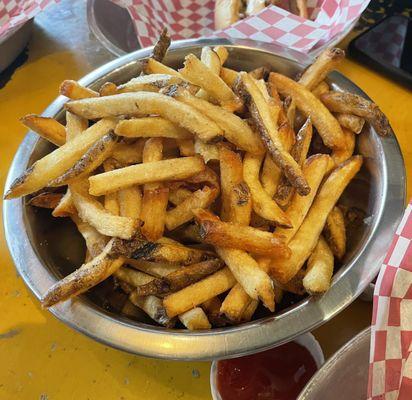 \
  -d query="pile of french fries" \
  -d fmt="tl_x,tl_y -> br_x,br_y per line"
7,30 -> 392,330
